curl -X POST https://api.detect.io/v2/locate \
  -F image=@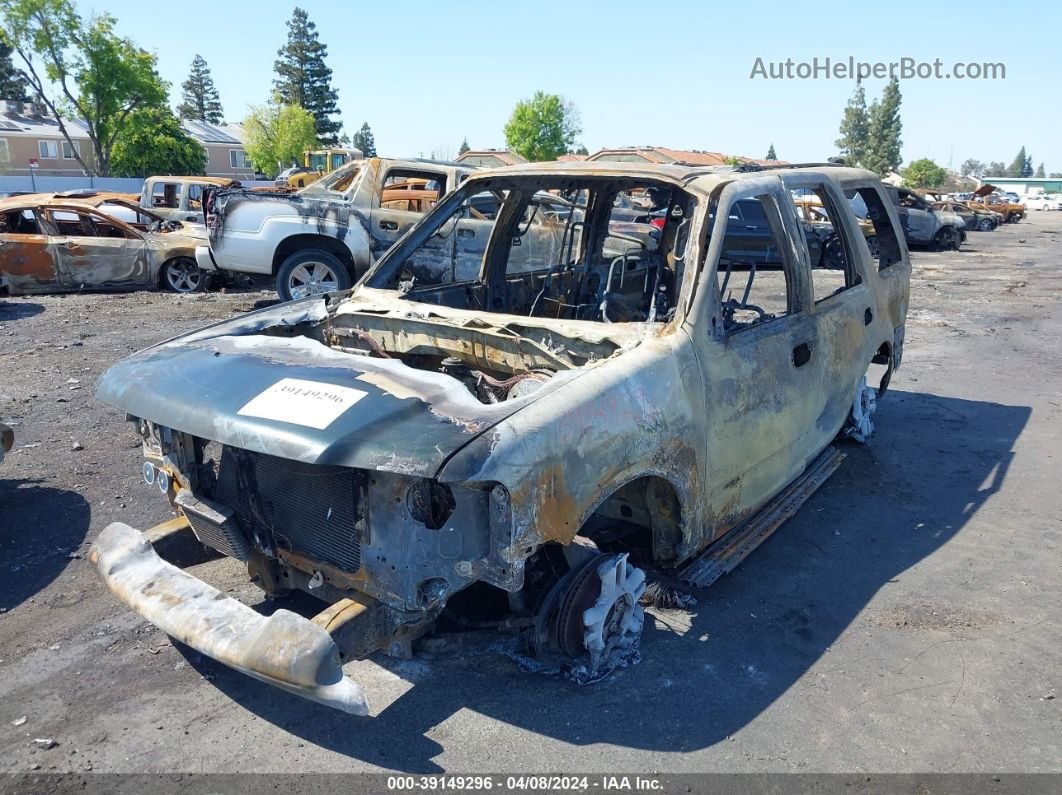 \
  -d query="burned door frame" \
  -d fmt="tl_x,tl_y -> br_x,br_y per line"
368,165 -> 453,262
686,175 -> 820,539
39,205 -> 152,290
0,206 -> 60,294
